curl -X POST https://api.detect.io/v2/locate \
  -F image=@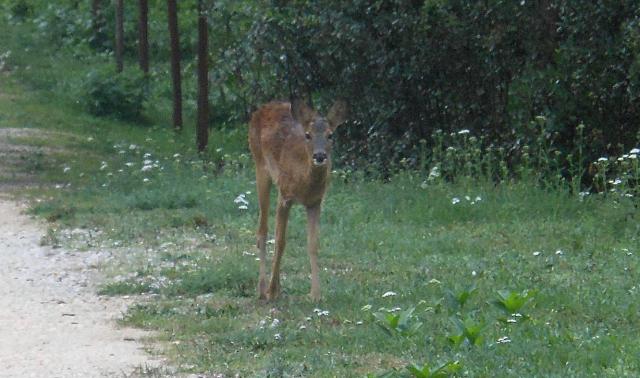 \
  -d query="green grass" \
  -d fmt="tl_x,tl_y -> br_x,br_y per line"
2,16 -> 640,378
